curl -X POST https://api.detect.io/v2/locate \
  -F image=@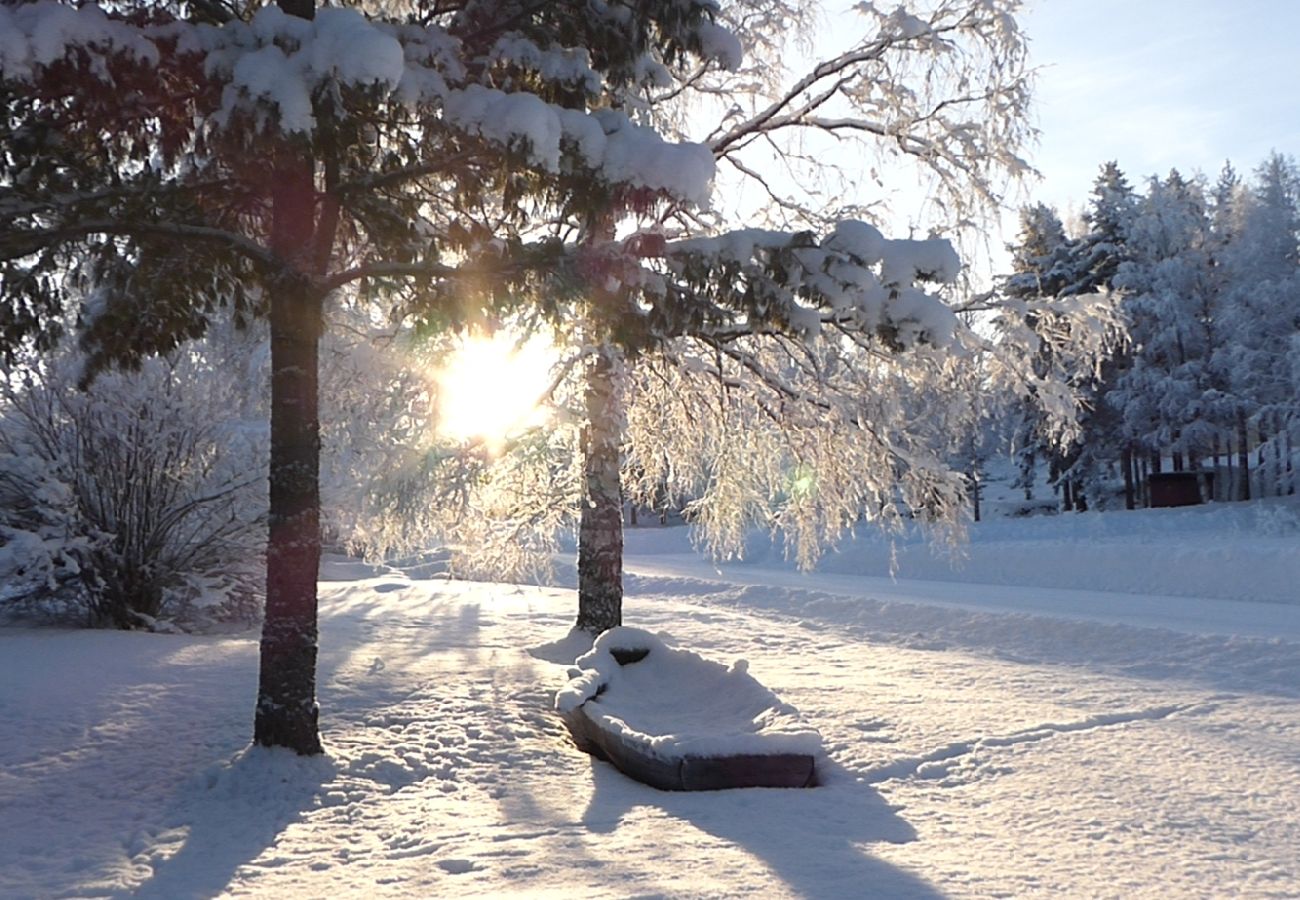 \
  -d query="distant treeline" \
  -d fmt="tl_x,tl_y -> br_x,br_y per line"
999,153 -> 1298,509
